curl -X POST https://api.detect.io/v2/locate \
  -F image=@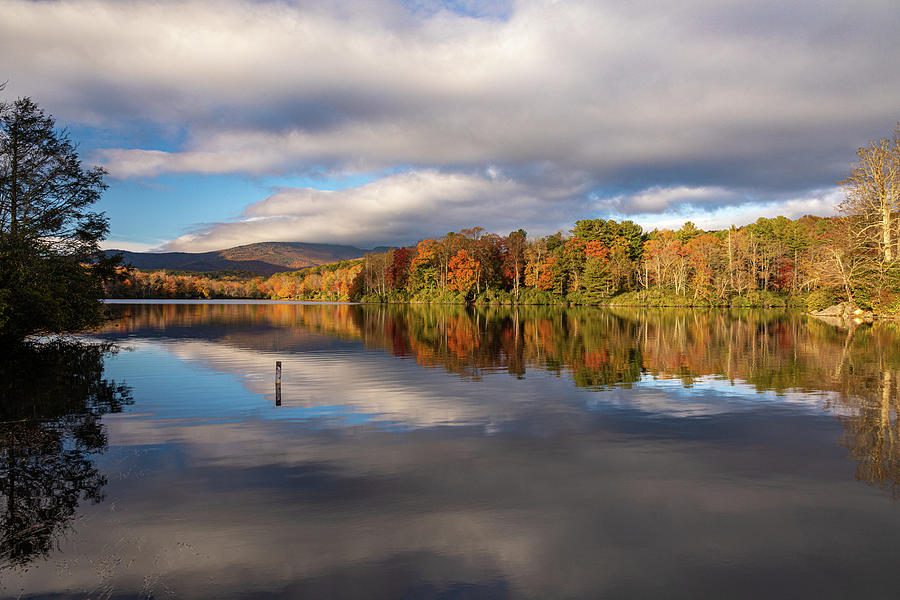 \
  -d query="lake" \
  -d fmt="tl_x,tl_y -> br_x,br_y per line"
2,302 -> 899,598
